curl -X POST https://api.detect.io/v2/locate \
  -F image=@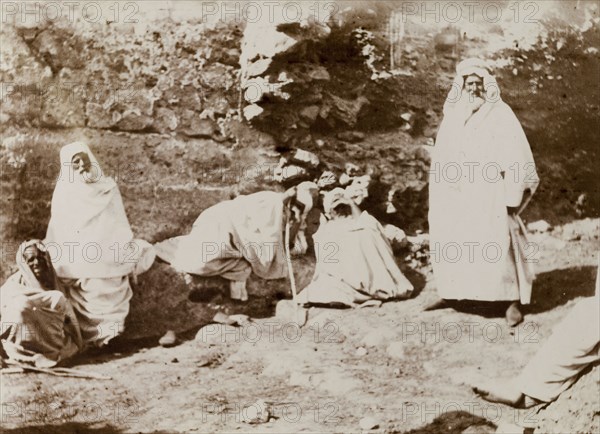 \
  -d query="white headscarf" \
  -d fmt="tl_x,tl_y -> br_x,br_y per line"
45,142 -> 135,279
14,240 -> 61,292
